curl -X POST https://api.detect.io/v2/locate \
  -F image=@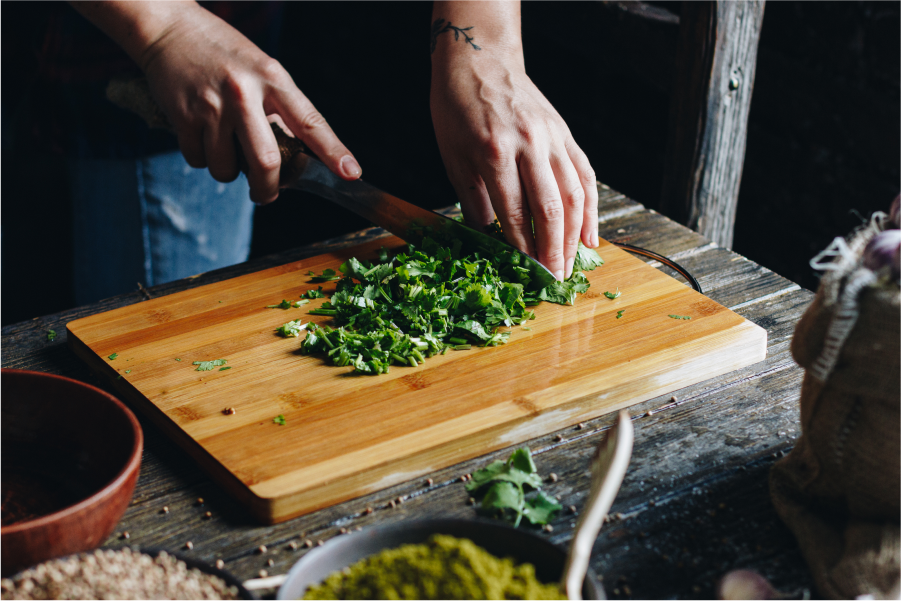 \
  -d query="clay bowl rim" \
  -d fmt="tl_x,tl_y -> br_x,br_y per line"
0,368 -> 144,535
